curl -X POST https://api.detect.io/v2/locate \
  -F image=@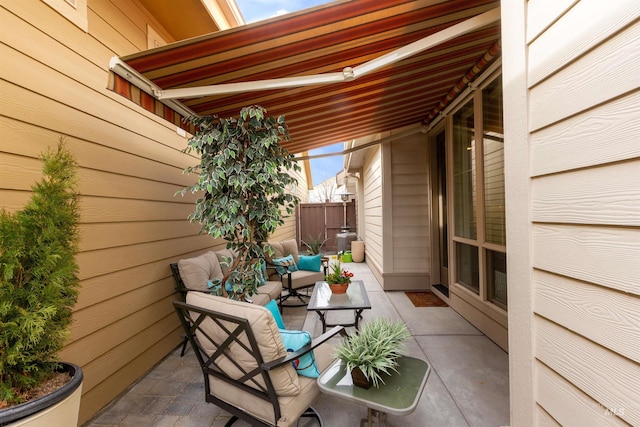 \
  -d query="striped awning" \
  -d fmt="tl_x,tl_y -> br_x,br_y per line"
109,0 -> 501,153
